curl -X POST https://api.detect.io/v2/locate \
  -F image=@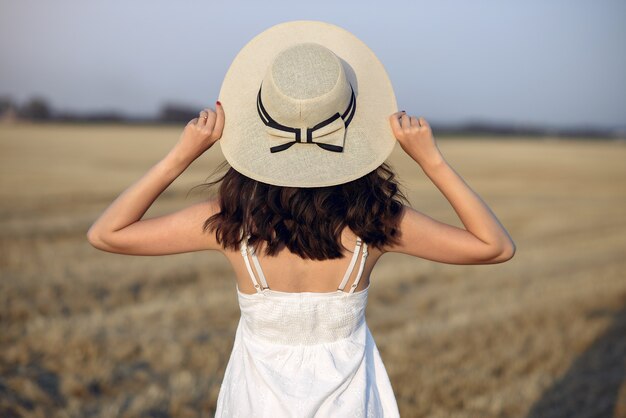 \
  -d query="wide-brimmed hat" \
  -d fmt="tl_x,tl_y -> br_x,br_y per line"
218,20 -> 398,188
